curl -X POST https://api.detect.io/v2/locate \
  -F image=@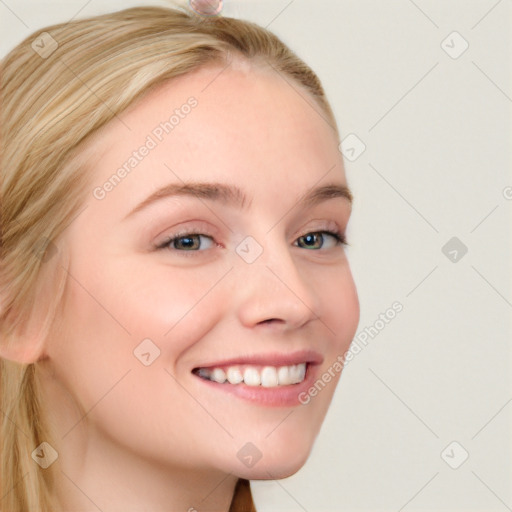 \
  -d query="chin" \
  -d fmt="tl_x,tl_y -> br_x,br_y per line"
256,461 -> 308,480
232,439 -> 313,480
